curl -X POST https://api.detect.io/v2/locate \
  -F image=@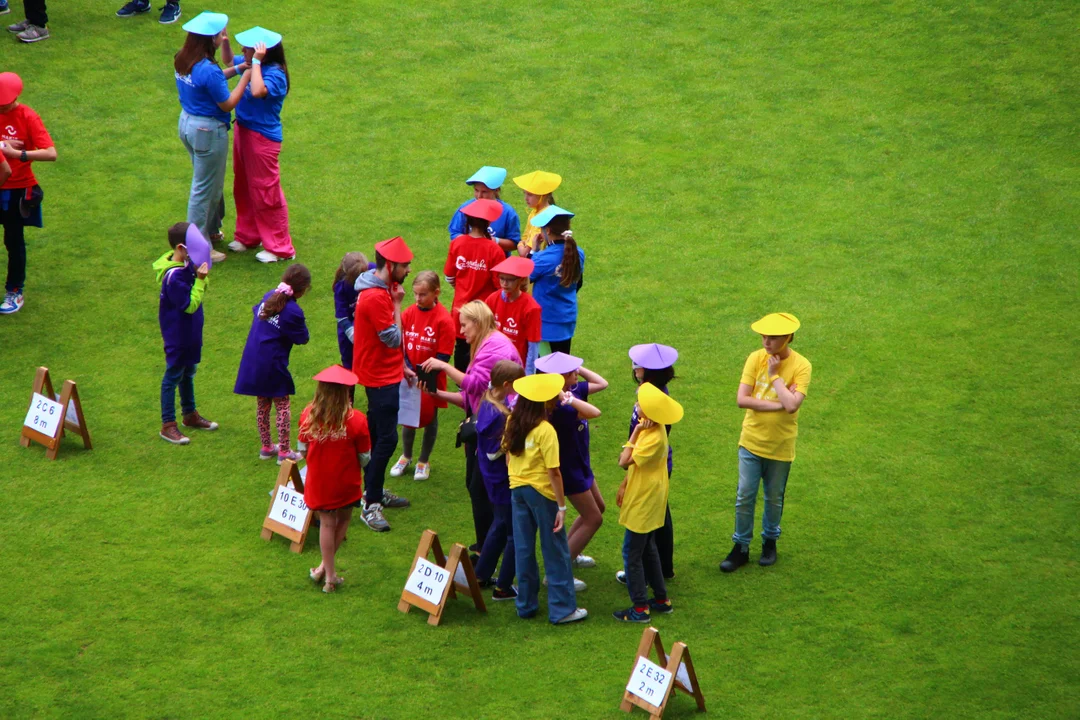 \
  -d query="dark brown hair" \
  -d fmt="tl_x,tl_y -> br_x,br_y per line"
466,216 -> 491,235
333,252 -> 368,289
167,222 -> 191,249
544,215 -> 581,288
501,397 -> 550,456
261,42 -> 291,92
641,367 -> 676,388
174,33 -> 218,76
260,264 -> 312,319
